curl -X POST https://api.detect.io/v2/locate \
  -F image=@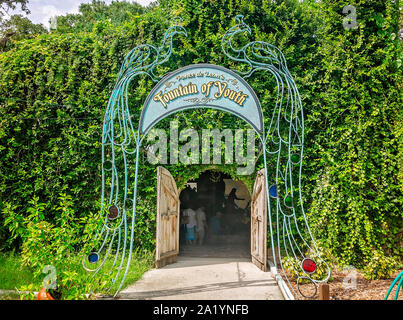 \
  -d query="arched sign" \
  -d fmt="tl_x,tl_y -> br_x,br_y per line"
140,64 -> 264,134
